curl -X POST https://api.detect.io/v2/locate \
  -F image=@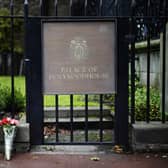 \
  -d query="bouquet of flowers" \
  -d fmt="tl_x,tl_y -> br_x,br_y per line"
0,117 -> 19,126
0,117 -> 19,135
0,117 -> 19,160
